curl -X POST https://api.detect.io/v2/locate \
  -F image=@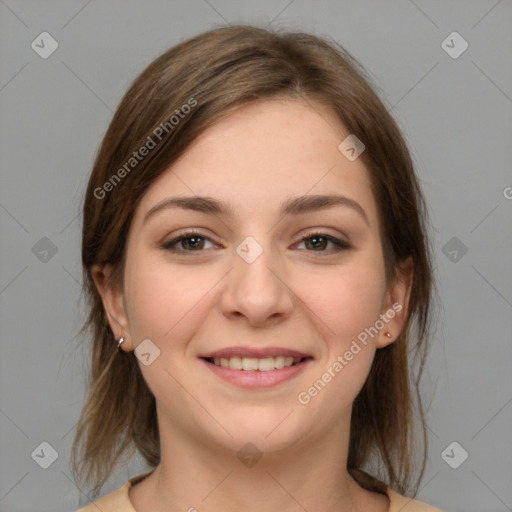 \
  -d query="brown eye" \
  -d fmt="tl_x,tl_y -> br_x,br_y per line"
296,232 -> 350,253
162,231 -> 216,252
